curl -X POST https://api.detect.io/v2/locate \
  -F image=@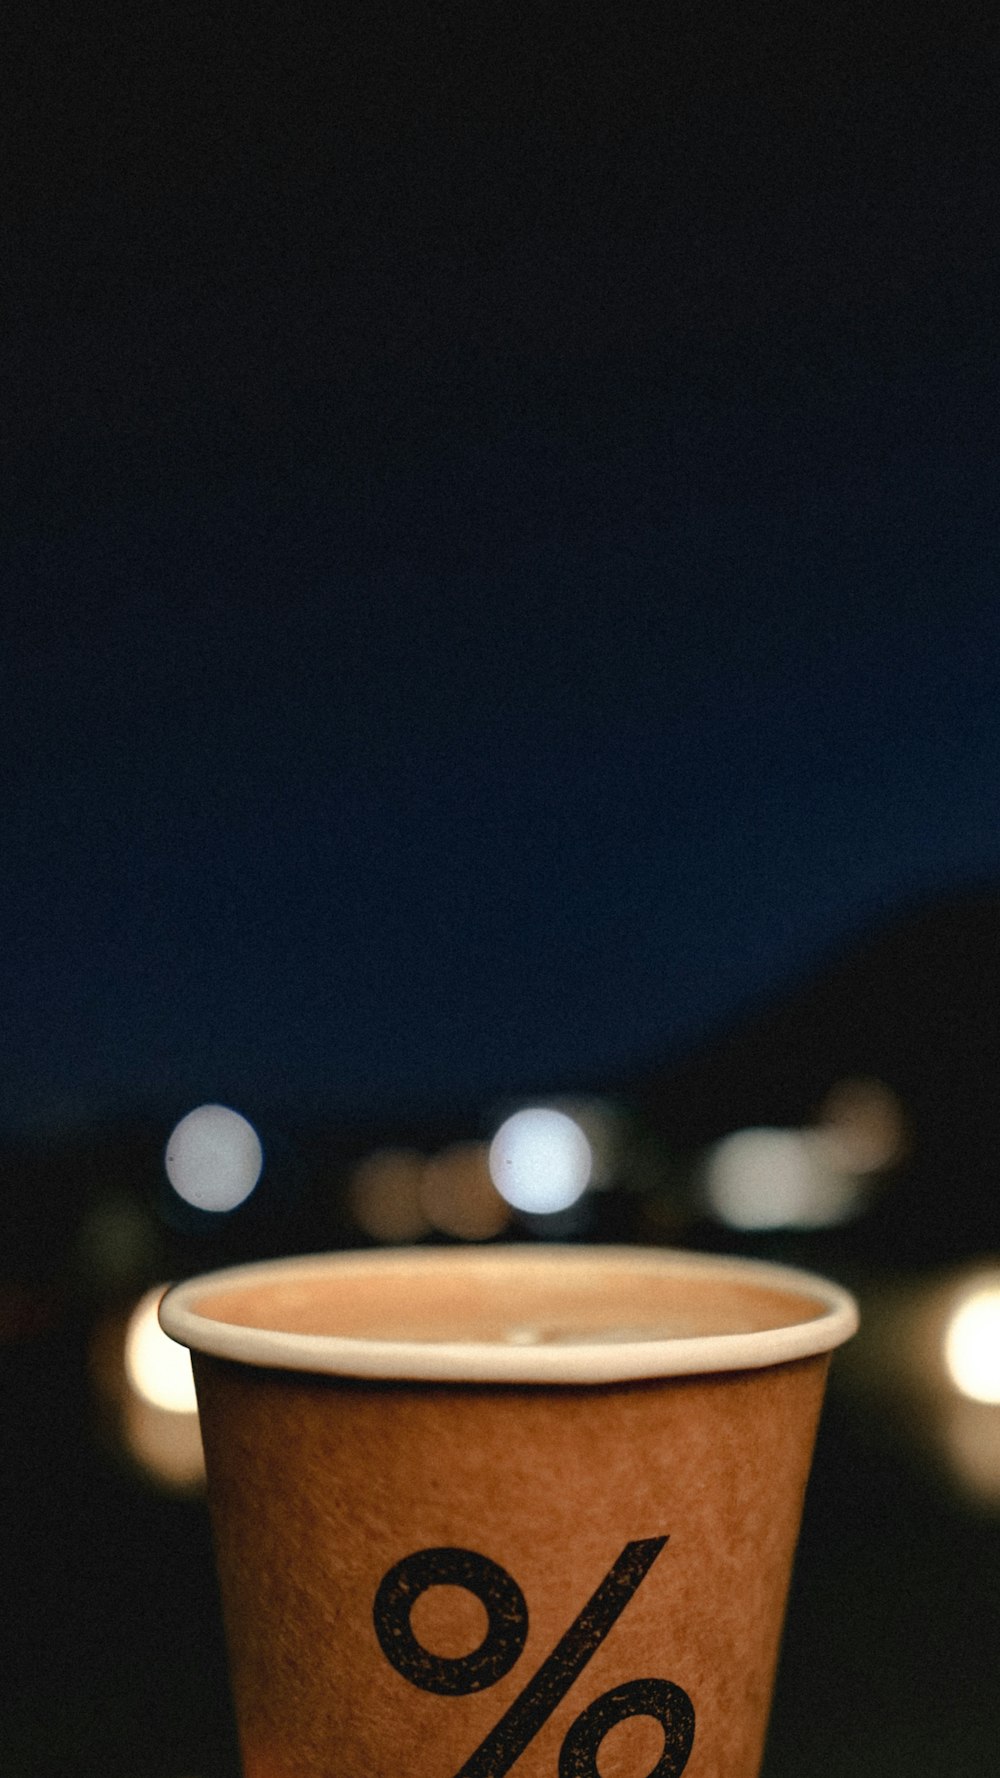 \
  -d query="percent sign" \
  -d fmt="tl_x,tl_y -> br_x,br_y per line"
373,1538 -> 694,1778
